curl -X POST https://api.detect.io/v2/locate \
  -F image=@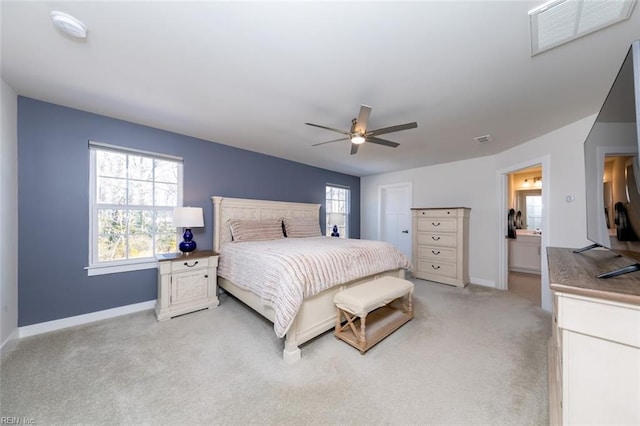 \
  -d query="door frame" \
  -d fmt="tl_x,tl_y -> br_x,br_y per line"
378,181 -> 413,256
497,155 -> 551,311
